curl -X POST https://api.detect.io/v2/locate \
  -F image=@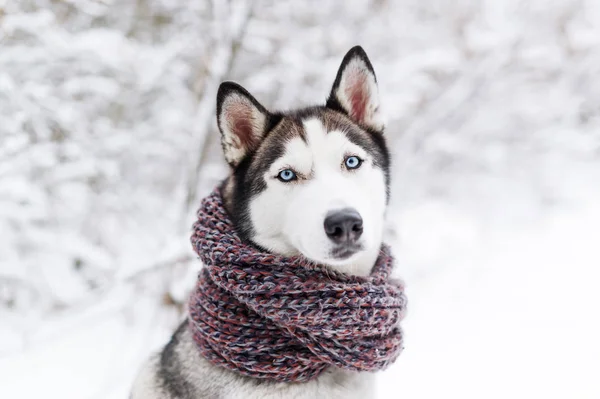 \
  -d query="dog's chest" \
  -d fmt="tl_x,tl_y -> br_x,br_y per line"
131,321 -> 376,399
221,368 -> 375,399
